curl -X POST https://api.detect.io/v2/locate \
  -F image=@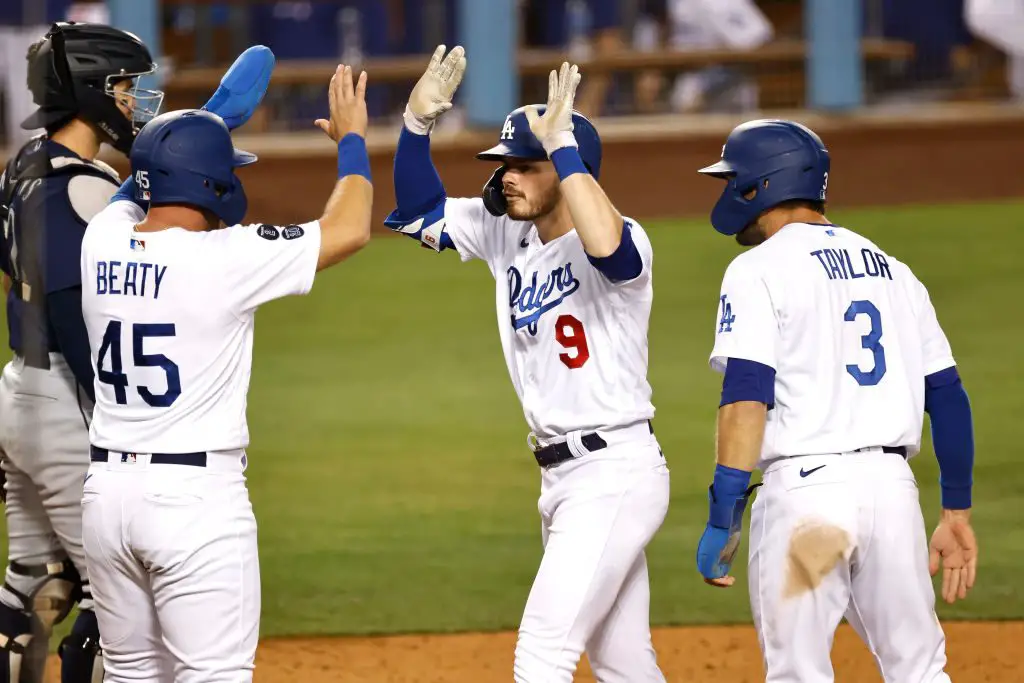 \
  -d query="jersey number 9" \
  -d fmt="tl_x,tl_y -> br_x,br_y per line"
555,314 -> 590,369
97,320 -> 182,407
